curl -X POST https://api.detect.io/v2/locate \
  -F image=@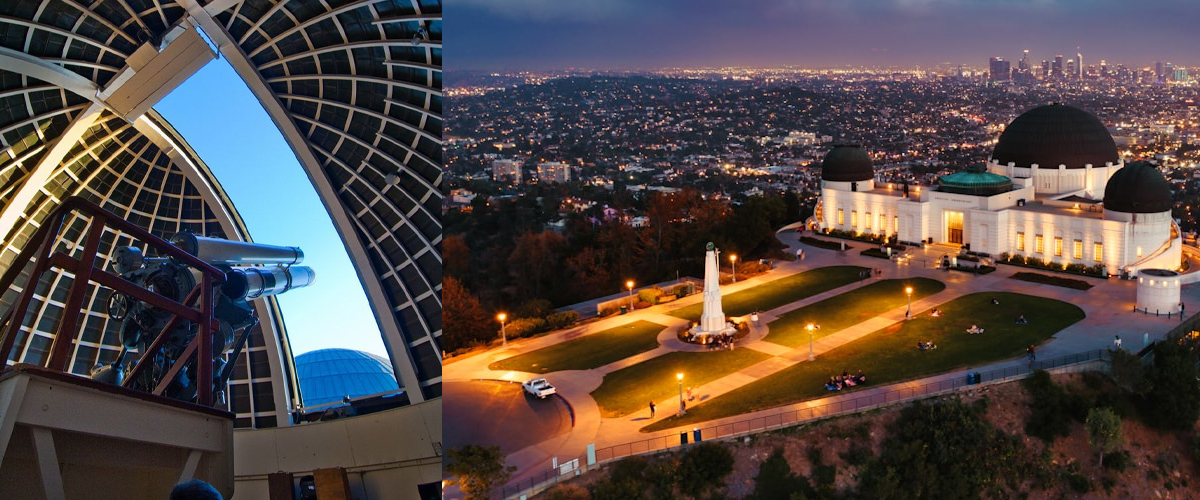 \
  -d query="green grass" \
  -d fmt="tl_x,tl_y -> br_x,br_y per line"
488,320 -> 667,373
667,265 -> 868,321
643,292 -> 1084,431
763,278 -> 945,348
591,349 -> 771,418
